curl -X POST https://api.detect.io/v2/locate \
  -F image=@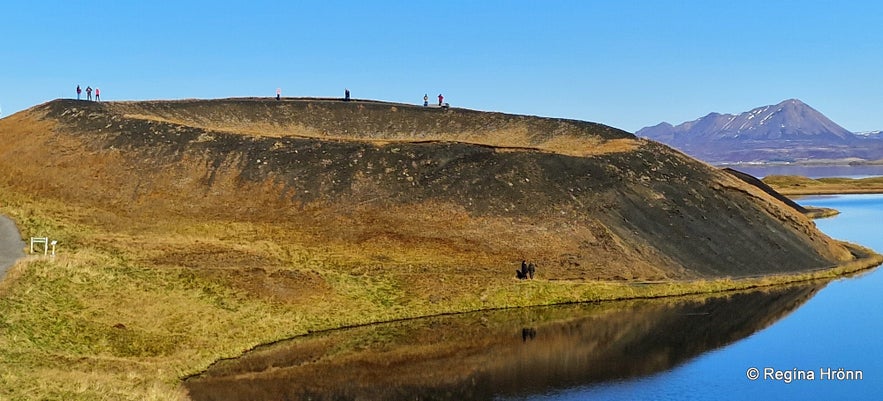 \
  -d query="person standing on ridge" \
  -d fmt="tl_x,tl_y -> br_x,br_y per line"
423,94 -> 428,106
76,85 -> 82,100
438,93 -> 444,106
95,88 -> 100,101
344,88 -> 350,101
86,86 -> 92,101
276,88 -> 281,101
